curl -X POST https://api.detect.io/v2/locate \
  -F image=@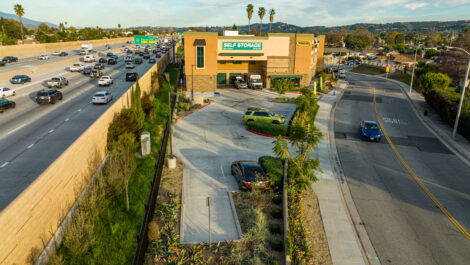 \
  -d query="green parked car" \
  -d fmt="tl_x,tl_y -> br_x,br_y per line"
243,107 -> 285,124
